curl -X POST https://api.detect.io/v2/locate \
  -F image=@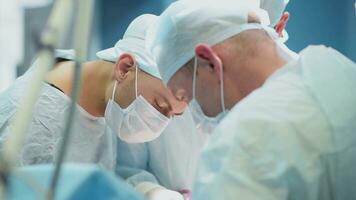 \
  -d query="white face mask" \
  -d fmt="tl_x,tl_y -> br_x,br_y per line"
189,56 -> 228,134
105,66 -> 170,143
